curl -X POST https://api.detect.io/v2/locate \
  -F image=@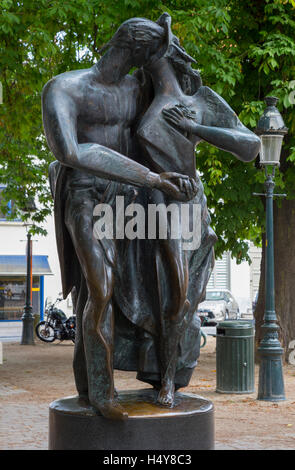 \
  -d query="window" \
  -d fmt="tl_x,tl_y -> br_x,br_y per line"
207,252 -> 231,290
0,276 -> 40,320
